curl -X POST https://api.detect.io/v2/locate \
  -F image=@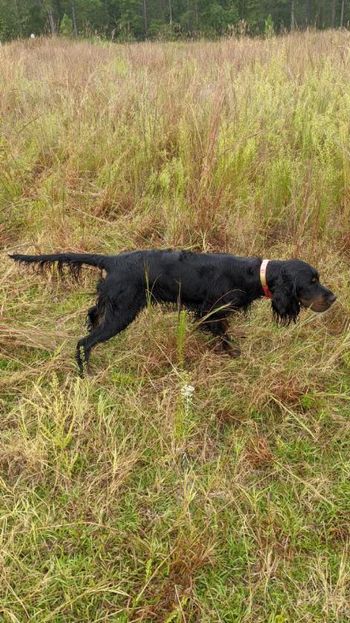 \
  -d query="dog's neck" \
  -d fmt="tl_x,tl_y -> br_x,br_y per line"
260,259 -> 272,298
258,259 -> 284,298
